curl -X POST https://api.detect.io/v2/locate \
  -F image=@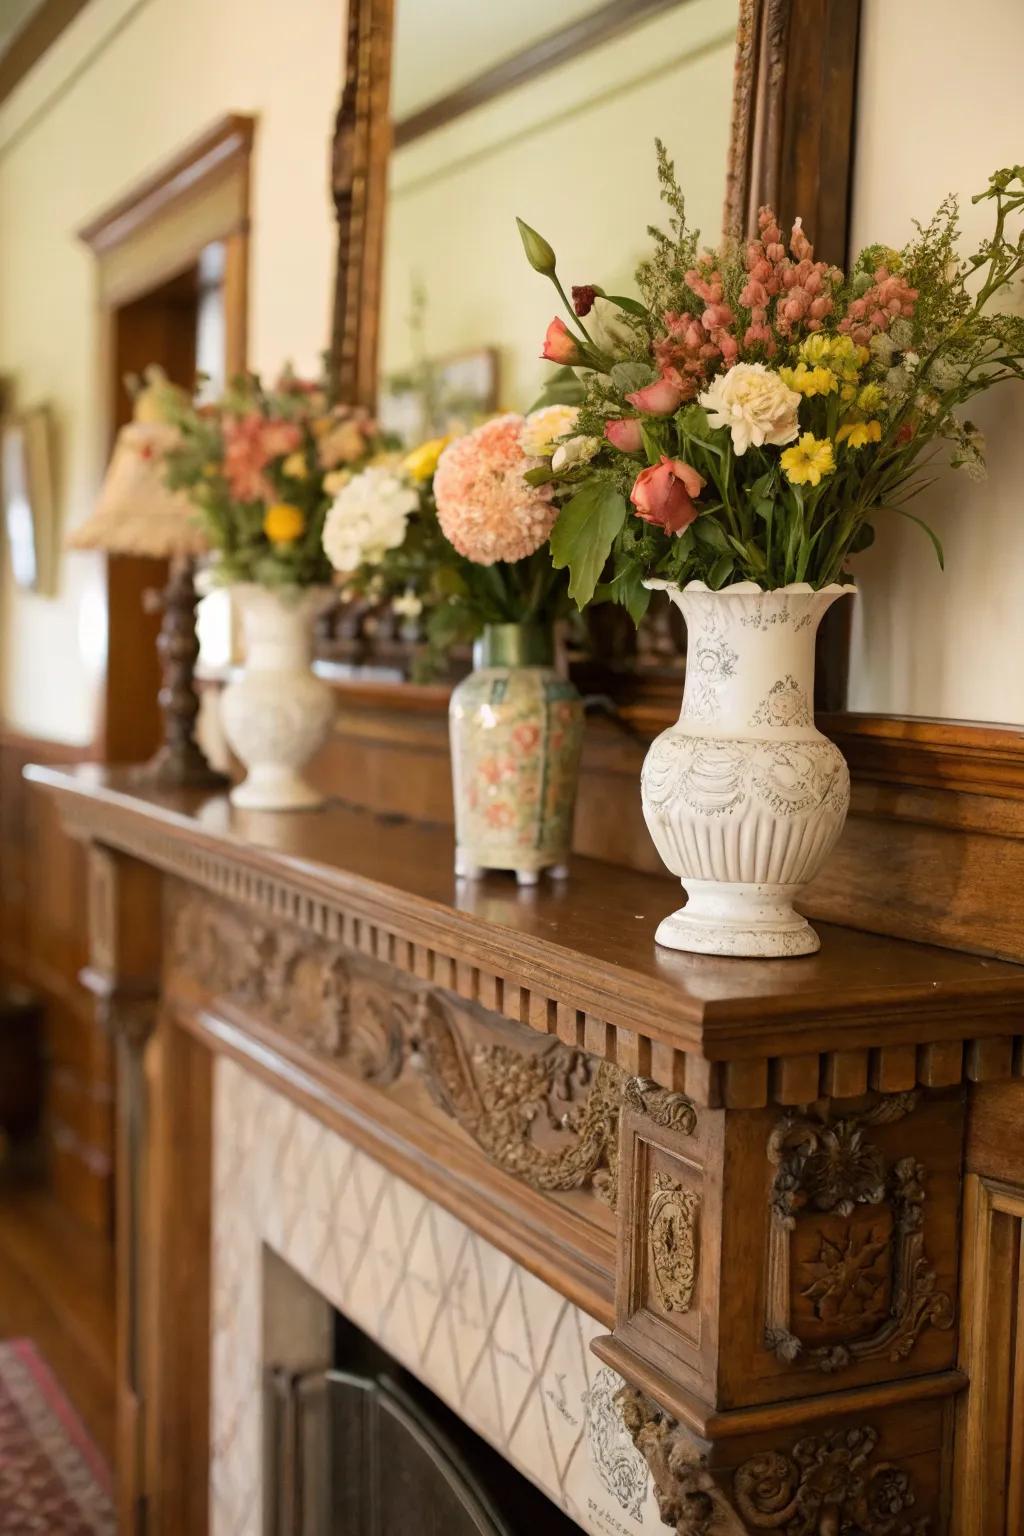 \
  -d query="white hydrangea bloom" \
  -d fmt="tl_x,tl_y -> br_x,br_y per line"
322,466 -> 418,573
